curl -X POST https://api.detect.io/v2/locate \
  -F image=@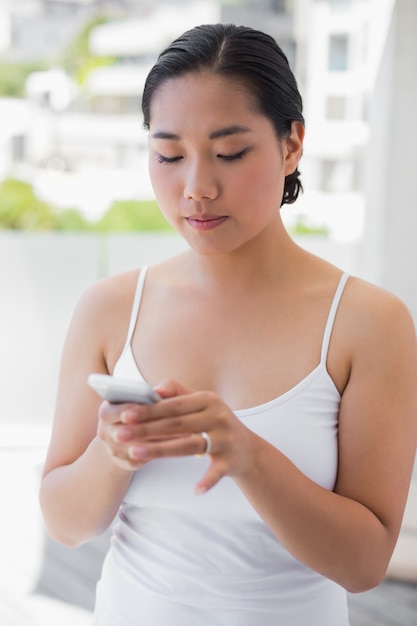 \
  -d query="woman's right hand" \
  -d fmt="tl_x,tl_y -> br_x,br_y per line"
97,401 -> 152,471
